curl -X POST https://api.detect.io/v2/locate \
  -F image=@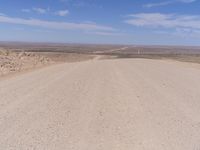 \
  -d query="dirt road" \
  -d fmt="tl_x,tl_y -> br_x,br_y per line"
94,46 -> 129,54
0,58 -> 200,150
